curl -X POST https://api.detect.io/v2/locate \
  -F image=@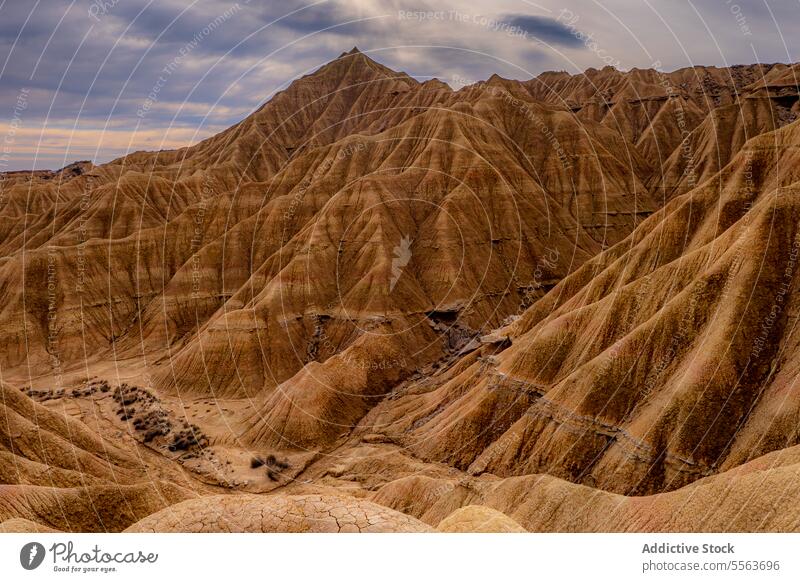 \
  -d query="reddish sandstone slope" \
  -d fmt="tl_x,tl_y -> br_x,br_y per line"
0,382 -> 198,531
361,118 -> 800,497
